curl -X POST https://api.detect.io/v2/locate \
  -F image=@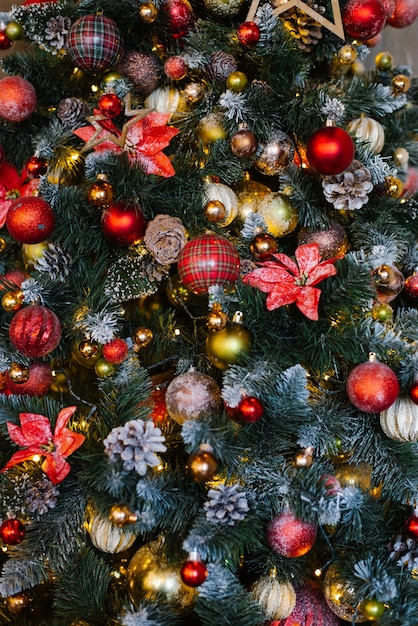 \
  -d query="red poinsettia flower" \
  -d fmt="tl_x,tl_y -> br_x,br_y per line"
1,406 -> 85,484
74,111 -> 179,178
0,161 -> 39,228
243,243 -> 340,320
